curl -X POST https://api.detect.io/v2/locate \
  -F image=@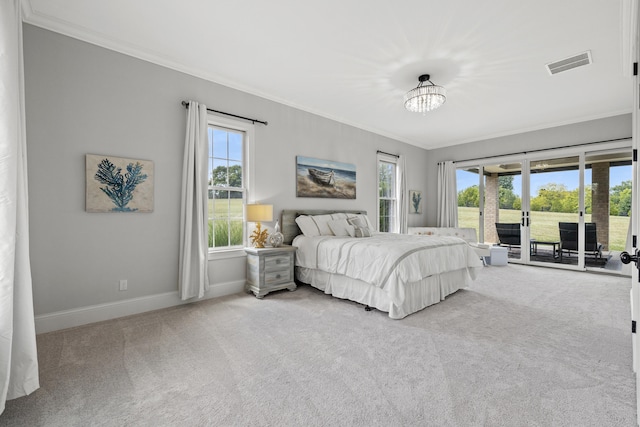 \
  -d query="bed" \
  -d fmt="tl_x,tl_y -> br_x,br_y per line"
282,209 -> 483,319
